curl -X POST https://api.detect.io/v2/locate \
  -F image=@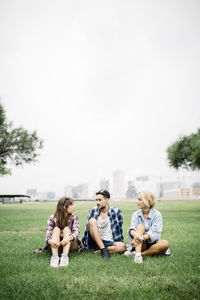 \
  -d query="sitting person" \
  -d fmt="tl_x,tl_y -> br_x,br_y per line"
45,196 -> 80,268
80,189 -> 126,259
124,191 -> 170,263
